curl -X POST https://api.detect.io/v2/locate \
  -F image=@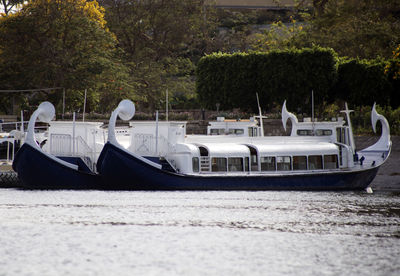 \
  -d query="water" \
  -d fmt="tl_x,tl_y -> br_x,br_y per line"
0,189 -> 399,276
